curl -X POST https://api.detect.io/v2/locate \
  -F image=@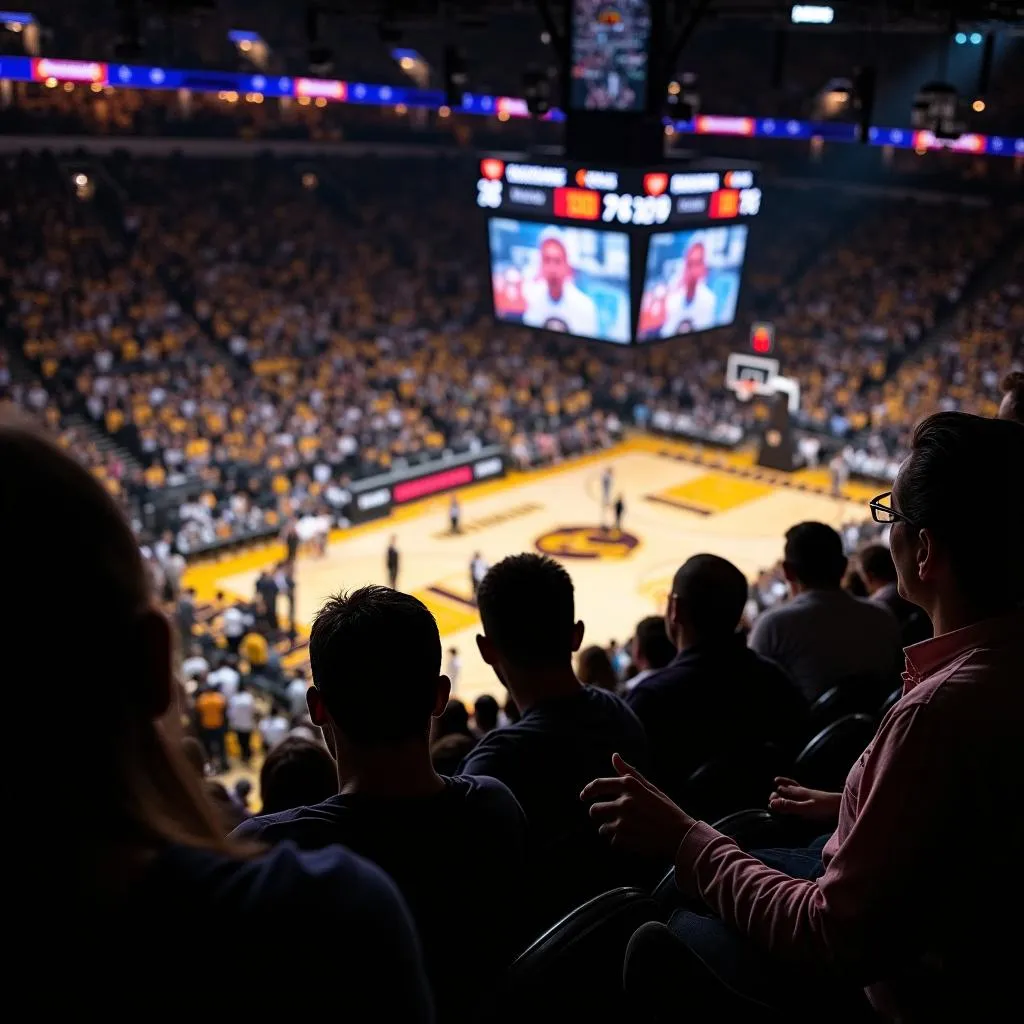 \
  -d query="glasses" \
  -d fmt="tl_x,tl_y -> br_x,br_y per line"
869,491 -> 914,527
